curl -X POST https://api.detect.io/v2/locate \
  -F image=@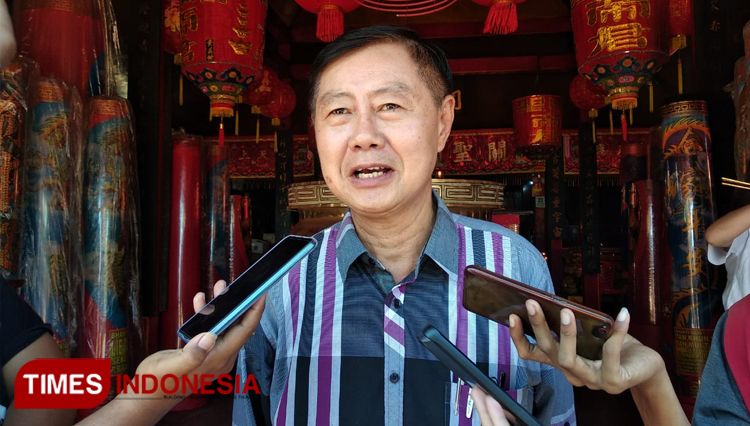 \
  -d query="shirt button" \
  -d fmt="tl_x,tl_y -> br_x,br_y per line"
389,373 -> 400,384
393,299 -> 401,308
